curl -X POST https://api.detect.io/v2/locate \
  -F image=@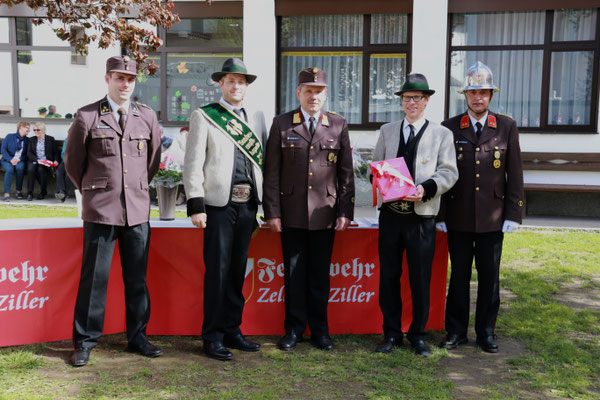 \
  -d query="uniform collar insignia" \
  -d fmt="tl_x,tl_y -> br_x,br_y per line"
488,114 -> 497,128
460,115 -> 469,129
131,102 -> 139,116
100,100 -> 111,115
292,112 -> 301,124
321,114 -> 329,127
